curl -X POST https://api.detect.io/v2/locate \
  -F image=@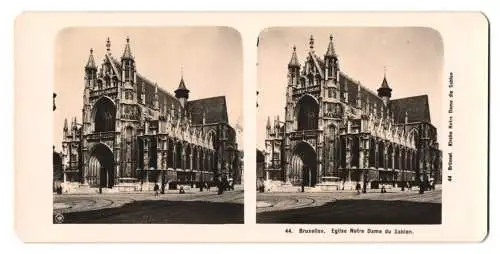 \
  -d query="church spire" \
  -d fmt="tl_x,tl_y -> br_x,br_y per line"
63,118 -> 68,134
122,36 -> 133,60
309,35 -> 315,52
85,48 -> 97,70
288,45 -> 300,68
325,34 -> 336,57
106,37 -> 111,53
377,66 -> 393,106
175,67 -> 190,108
